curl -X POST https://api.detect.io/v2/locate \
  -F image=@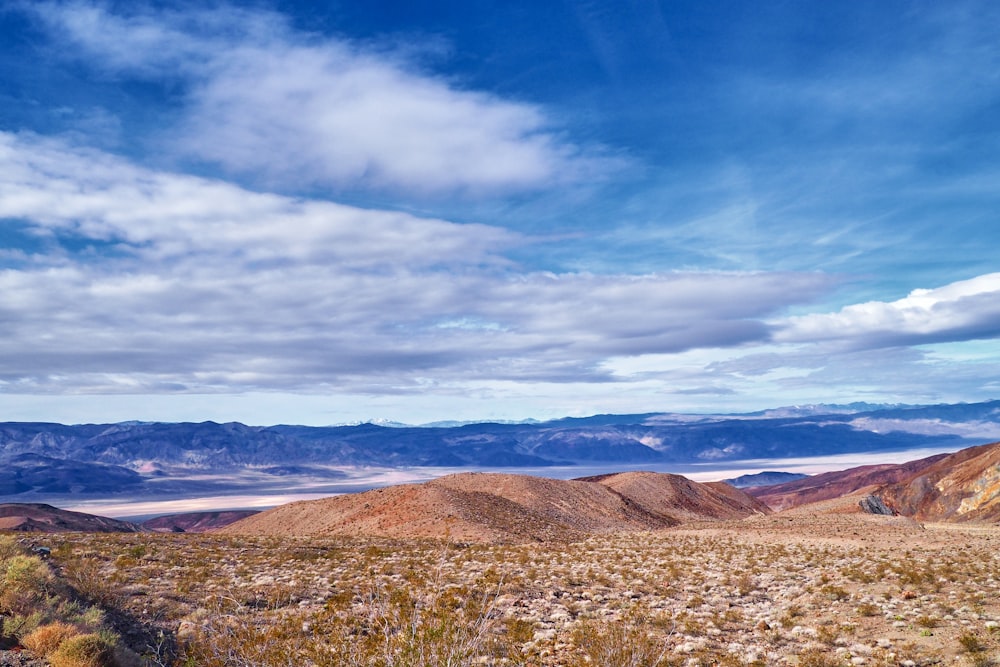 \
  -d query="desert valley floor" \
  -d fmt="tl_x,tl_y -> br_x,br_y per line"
11,497 -> 999,667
